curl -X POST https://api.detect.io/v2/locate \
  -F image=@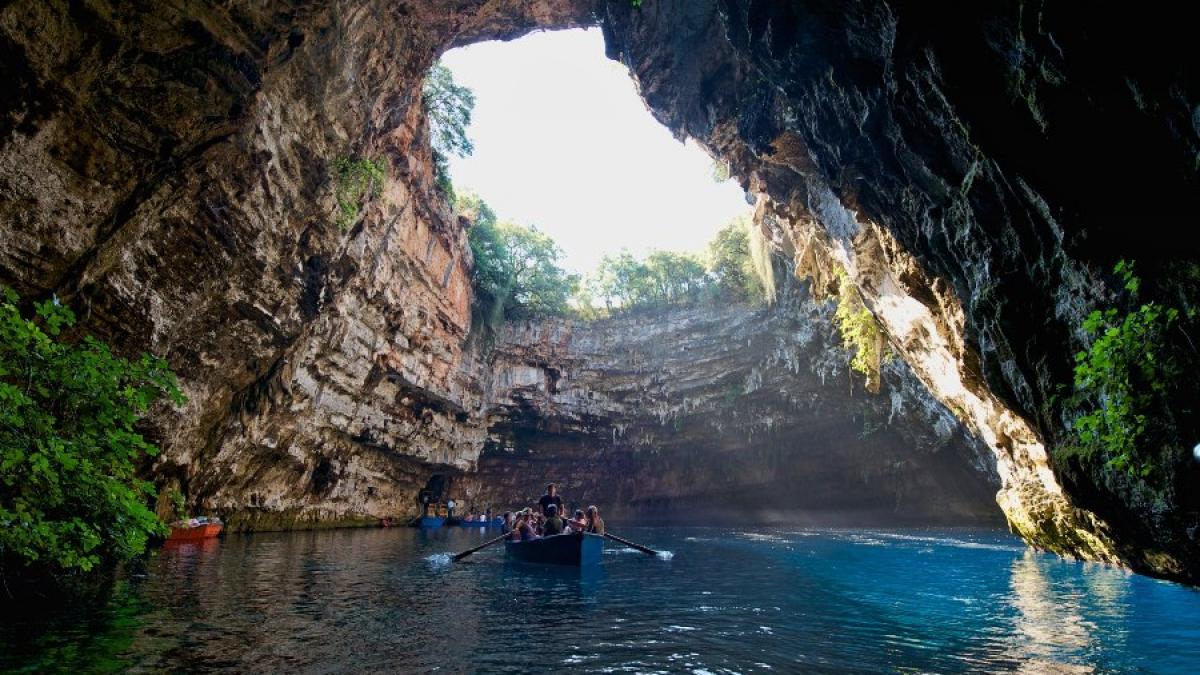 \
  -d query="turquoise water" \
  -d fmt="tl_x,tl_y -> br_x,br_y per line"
2,526 -> 1198,673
